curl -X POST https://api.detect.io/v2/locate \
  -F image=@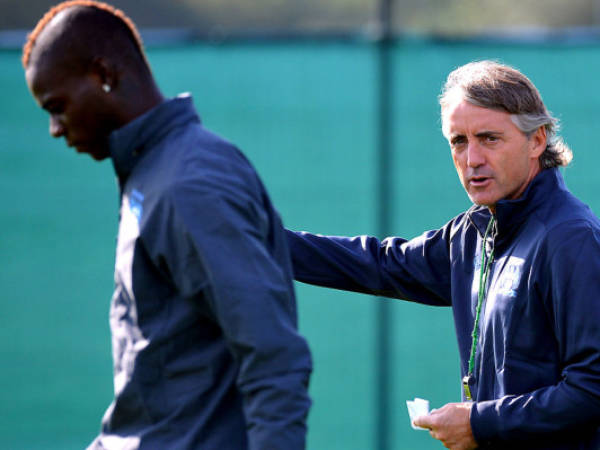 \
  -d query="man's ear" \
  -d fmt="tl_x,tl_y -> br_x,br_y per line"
530,125 -> 547,159
90,56 -> 119,92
